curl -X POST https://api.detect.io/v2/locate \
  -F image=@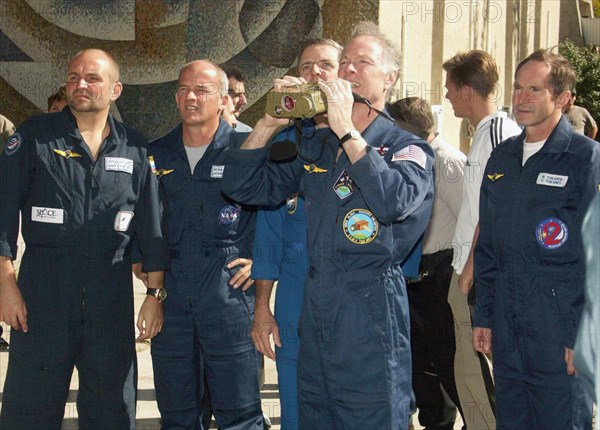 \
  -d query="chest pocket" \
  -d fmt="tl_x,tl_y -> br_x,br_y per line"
37,150 -> 75,205
98,160 -> 140,208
